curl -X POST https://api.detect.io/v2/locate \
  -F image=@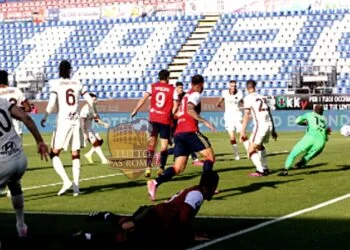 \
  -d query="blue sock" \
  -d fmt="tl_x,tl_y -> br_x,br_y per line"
155,167 -> 175,187
160,150 -> 168,170
203,160 -> 214,172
